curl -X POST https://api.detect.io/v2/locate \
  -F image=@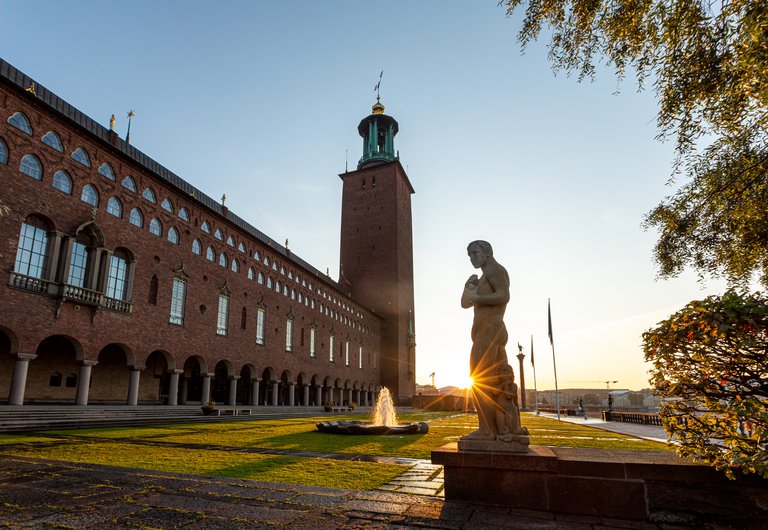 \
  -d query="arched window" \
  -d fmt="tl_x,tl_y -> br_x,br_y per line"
0,138 -> 7,164
129,208 -> 143,228
280,266 -> 286,275
149,218 -> 162,236
142,187 -> 156,203
219,252 -> 228,268
66,238 -> 90,287
106,196 -> 122,217
247,267 -> 255,280
121,176 -> 137,192
254,250 -> 262,261
178,208 -> 189,221
272,262 -> 278,271
201,221 -> 210,233
52,170 -> 72,194
231,259 -> 239,273
258,272 -> 264,285
20,154 -> 42,179
161,198 -> 173,213
167,226 -> 179,244
148,274 -> 158,305
80,184 -> 99,206
214,229 -> 223,240
71,147 -> 91,167
283,285 -> 289,296
238,242 -> 246,253
267,277 -> 273,289
206,246 -> 215,261
263,255 -> 270,266
276,281 -> 282,293
106,248 -> 132,301
192,239 -> 202,255
13,216 -> 50,279
291,288 -> 296,300
98,163 -> 116,180
42,131 -> 63,151
8,112 -> 32,134
226,235 -> 235,247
